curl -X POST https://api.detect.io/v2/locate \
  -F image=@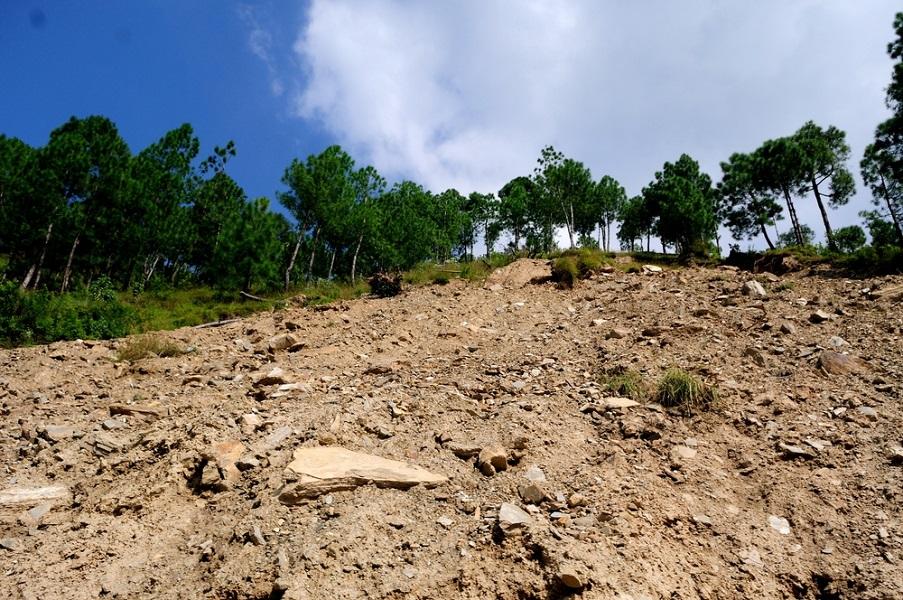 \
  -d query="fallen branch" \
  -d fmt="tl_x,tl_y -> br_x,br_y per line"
193,318 -> 241,329
240,290 -> 267,302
